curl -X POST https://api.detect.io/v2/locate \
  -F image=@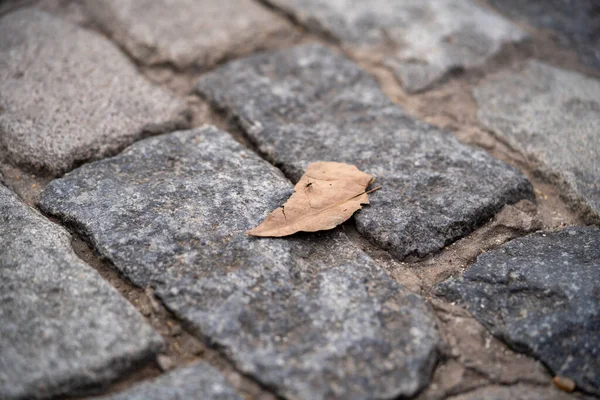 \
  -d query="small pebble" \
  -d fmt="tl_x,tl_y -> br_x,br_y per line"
157,354 -> 175,372
552,376 -> 575,392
